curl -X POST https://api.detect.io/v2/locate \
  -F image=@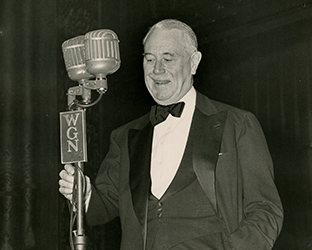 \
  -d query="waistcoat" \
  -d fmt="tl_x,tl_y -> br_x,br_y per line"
146,132 -> 224,250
